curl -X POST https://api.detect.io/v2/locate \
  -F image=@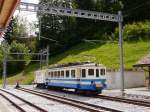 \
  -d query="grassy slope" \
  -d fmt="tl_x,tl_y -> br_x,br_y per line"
0,40 -> 150,84
50,41 -> 150,69
0,64 -> 40,85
